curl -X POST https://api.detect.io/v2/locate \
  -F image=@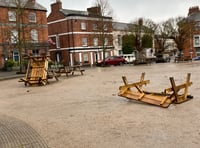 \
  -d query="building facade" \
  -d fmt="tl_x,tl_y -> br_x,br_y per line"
112,22 -> 130,56
47,0 -> 114,66
113,22 -> 156,60
187,6 -> 200,58
0,0 -> 48,69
